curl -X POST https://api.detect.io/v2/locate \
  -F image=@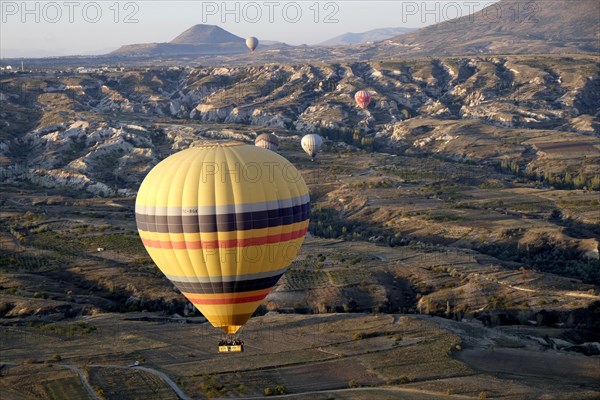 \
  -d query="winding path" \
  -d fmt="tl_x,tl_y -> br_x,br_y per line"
58,364 -> 100,400
87,364 -> 193,400
2,362 -> 196,400
134,366 -> 192,400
